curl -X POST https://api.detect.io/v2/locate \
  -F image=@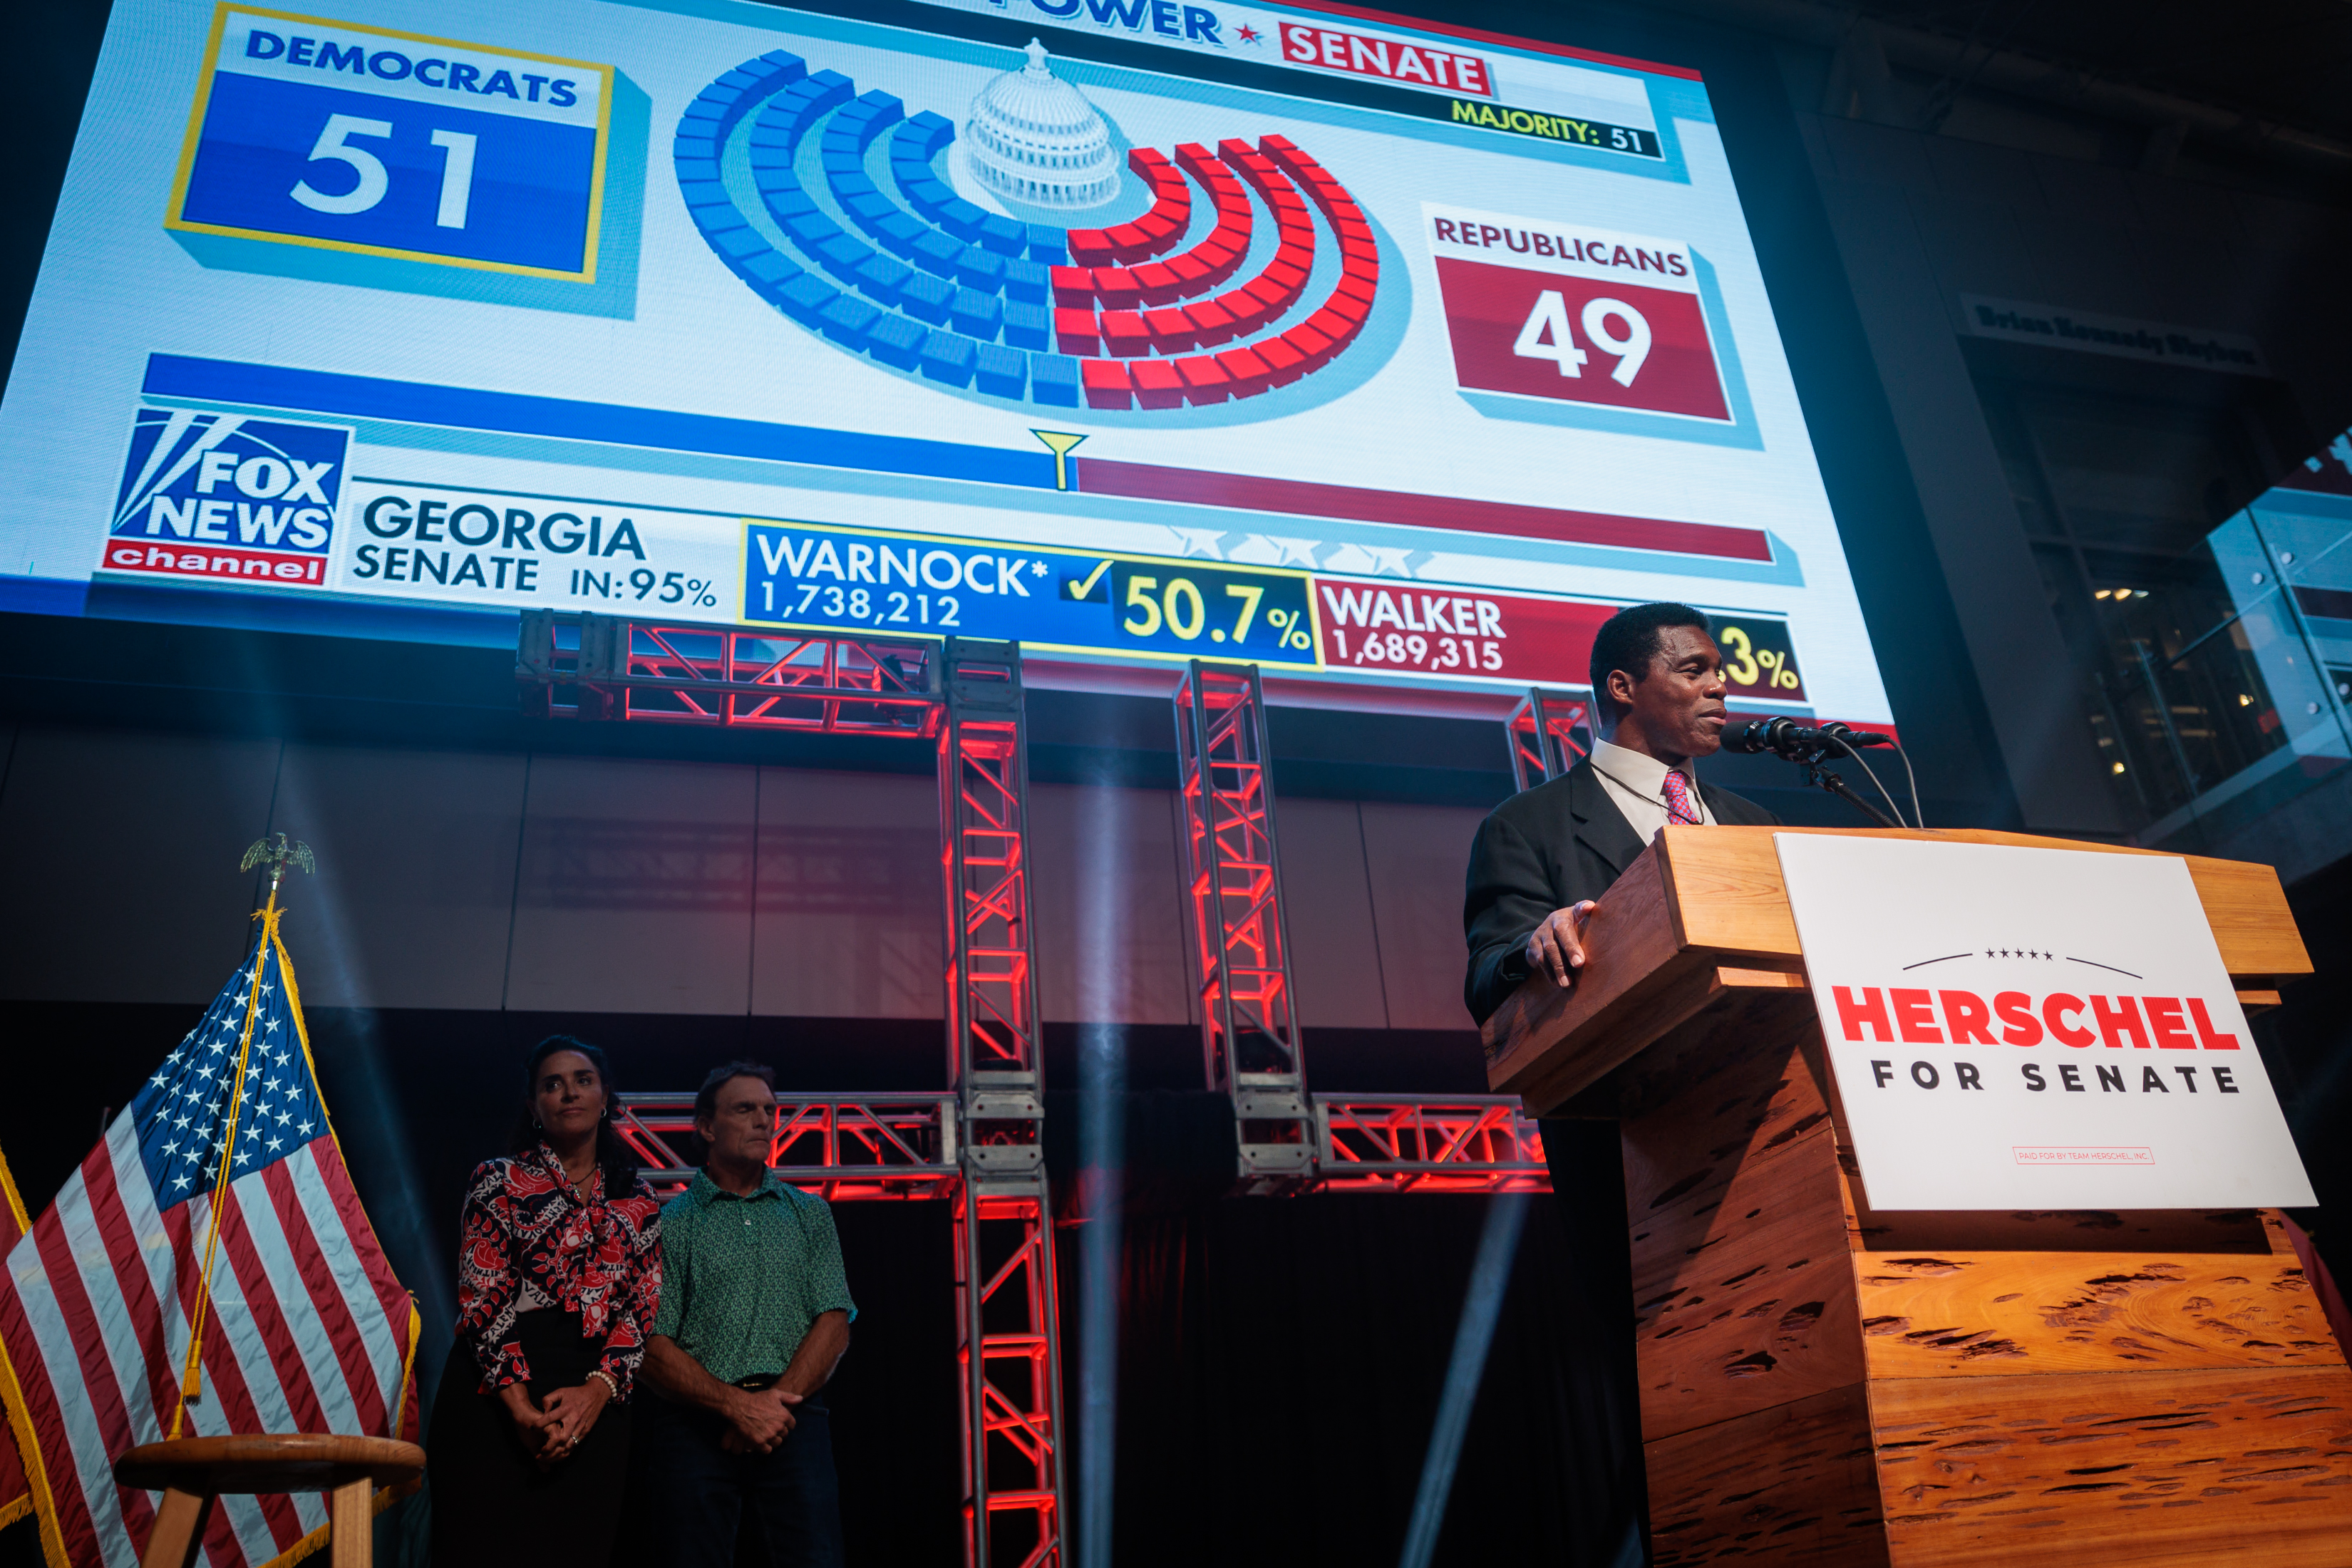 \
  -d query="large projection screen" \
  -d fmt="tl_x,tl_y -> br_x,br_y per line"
0,0 -> 1893,720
